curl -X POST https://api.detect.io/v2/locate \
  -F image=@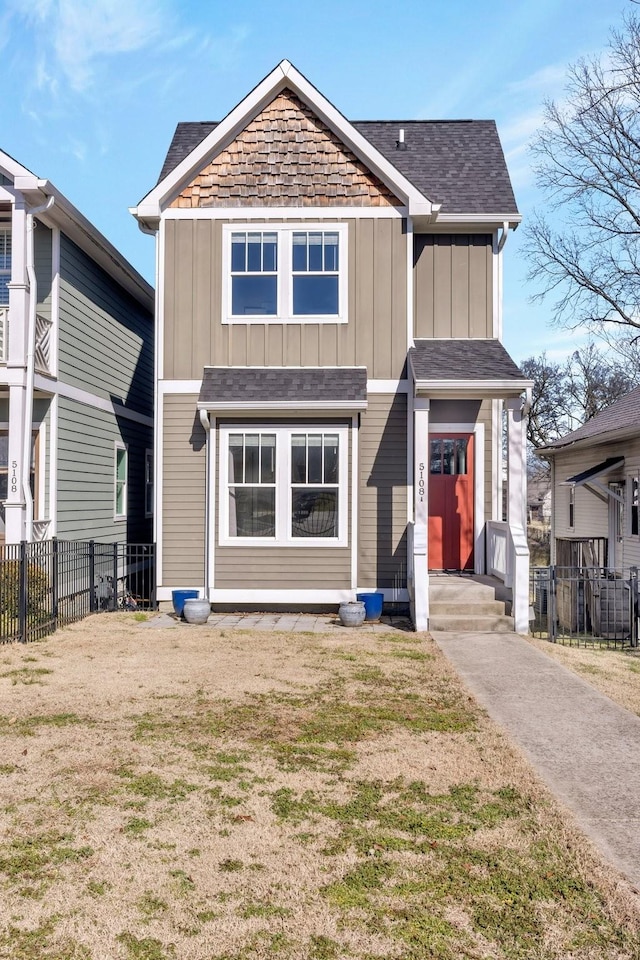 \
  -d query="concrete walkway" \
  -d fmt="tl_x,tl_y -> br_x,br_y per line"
144,612 -> 413,633
434,630 -> 640,890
